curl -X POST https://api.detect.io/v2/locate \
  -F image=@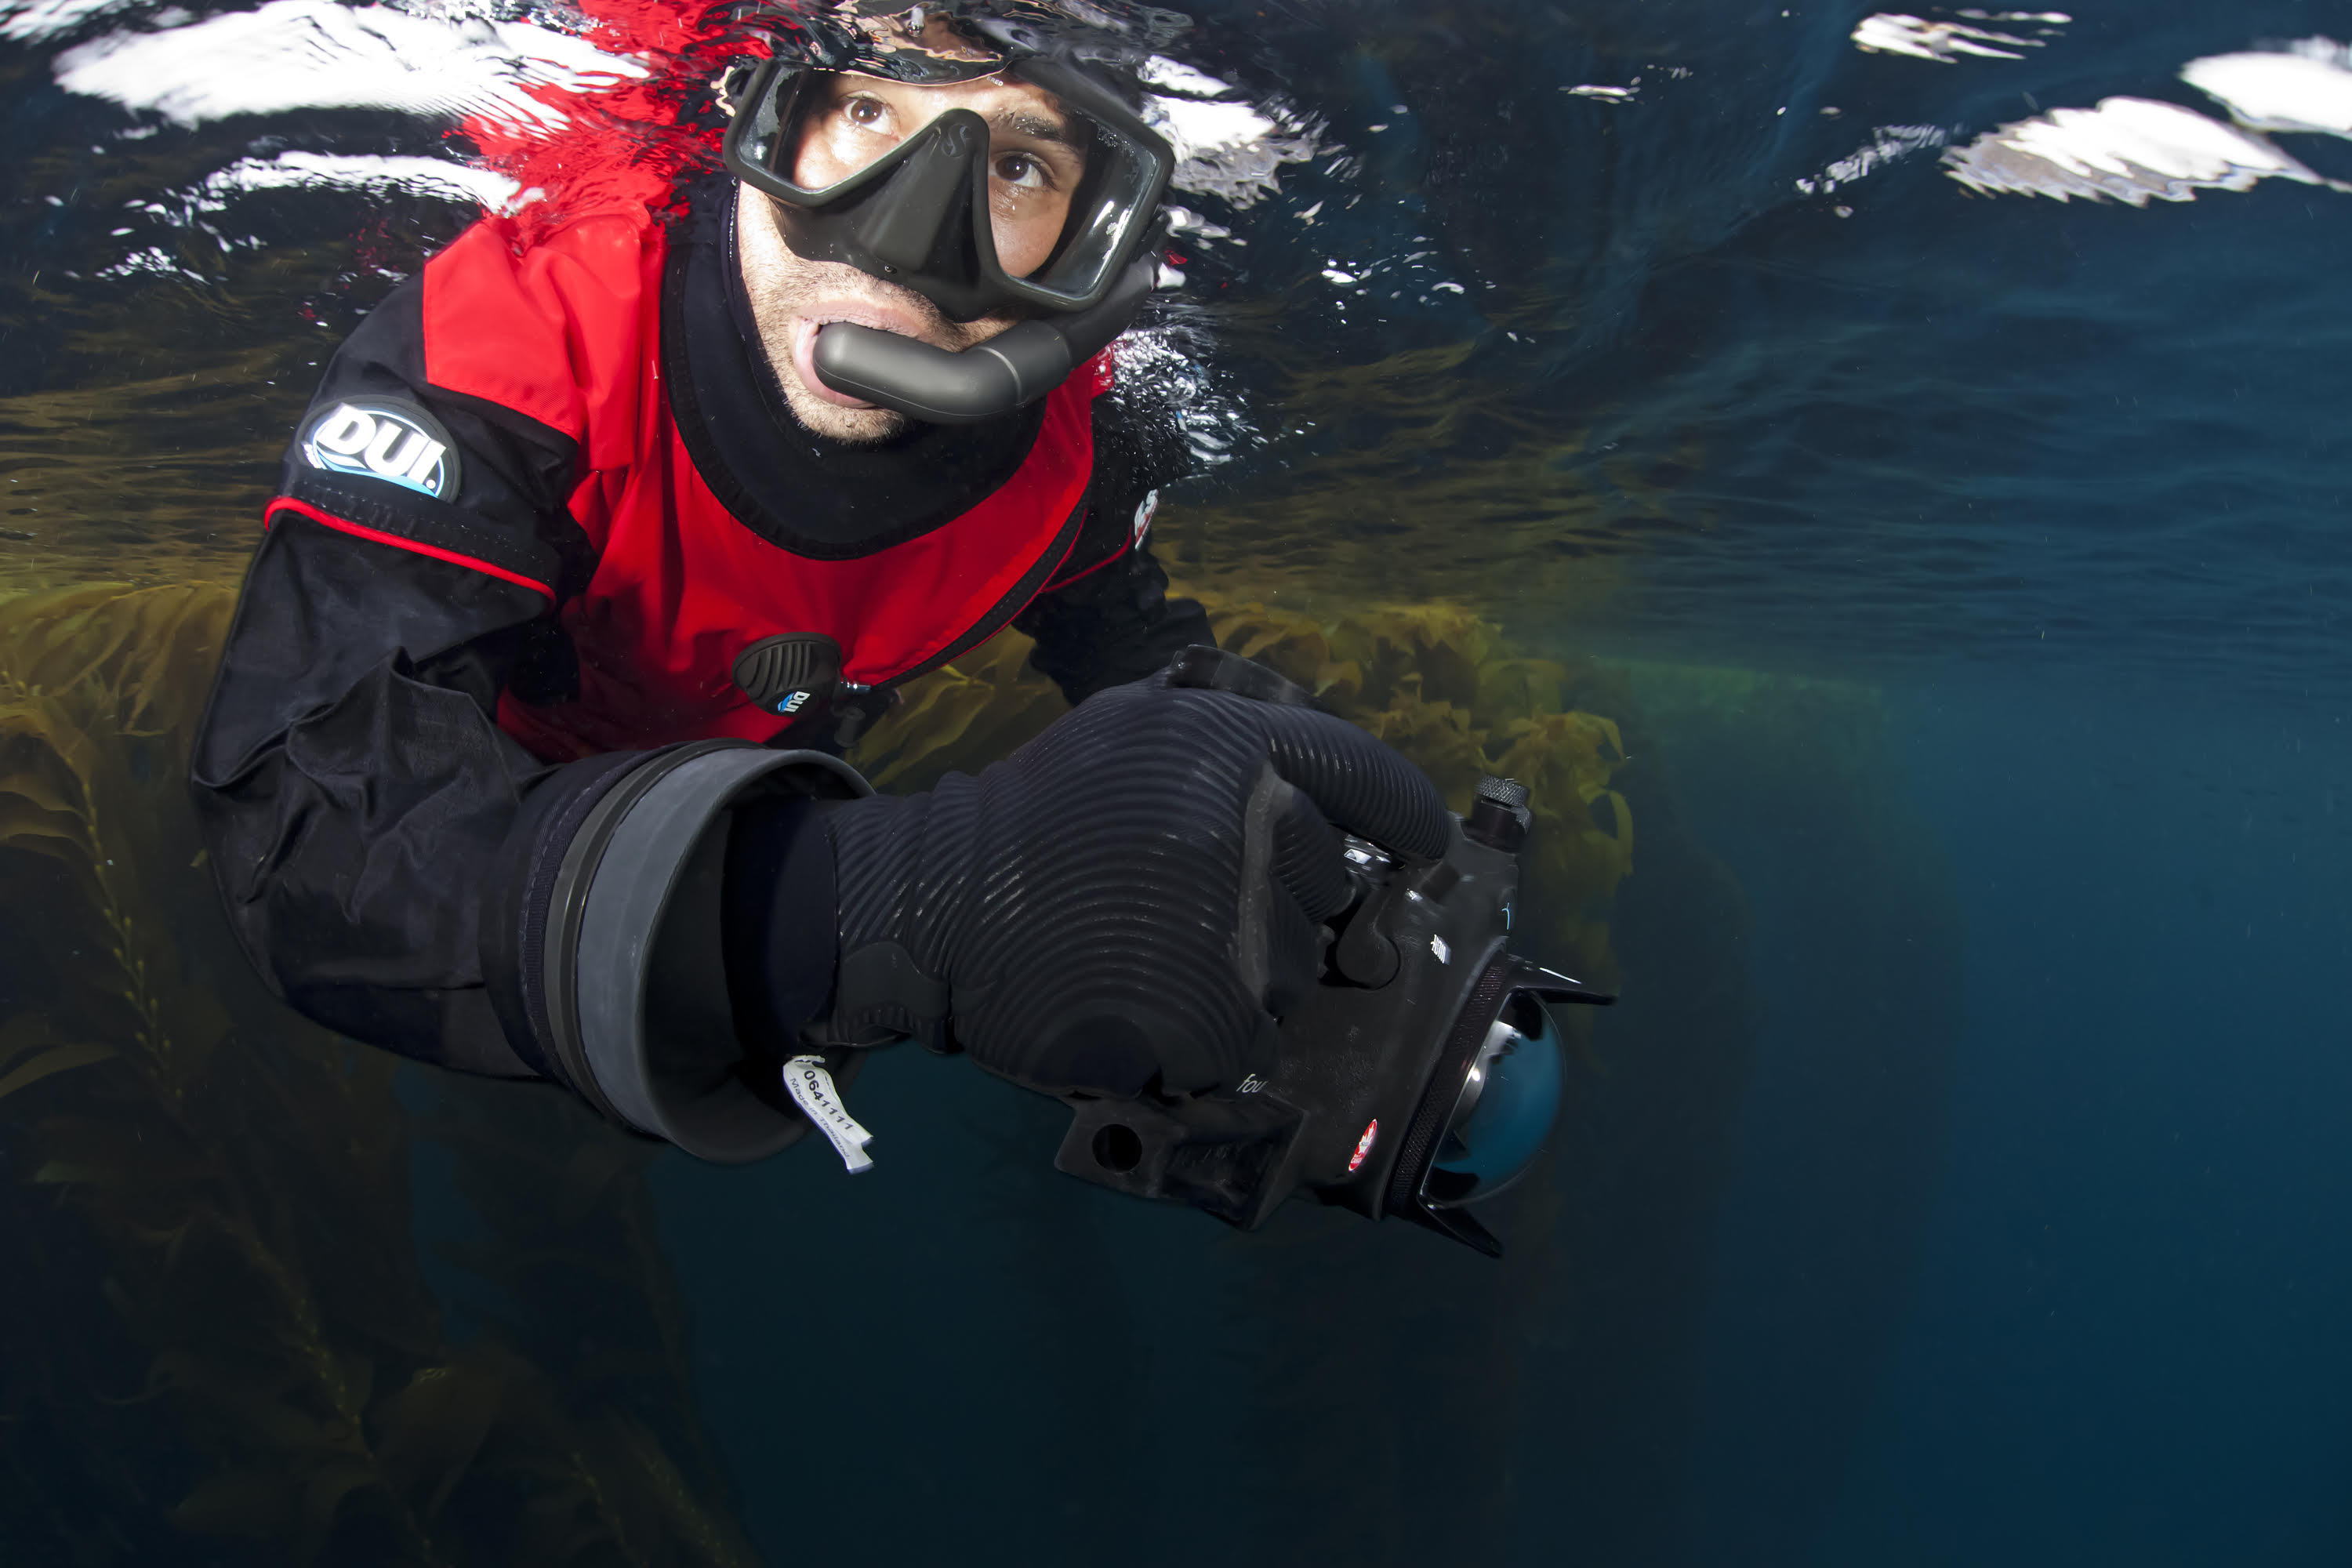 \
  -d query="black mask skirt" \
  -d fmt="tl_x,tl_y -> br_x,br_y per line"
660,178 -> 1051,562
